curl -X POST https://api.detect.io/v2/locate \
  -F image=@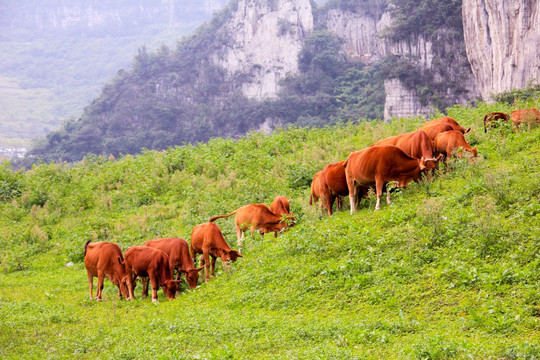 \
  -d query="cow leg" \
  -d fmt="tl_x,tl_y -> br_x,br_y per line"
126,271 -> 135,301
96,271 -> 105,301
236,225 -> 244,253
346,175 -> 357,214
375,177 -> 384,211
337,196 -> 343,211
149,273 -> 159,303
141,277 -> 149,298
87,271 -> 94,300
203,252 -> 211,282
210,256 -> 217,278
386,186 -> 391,205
